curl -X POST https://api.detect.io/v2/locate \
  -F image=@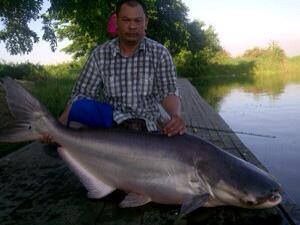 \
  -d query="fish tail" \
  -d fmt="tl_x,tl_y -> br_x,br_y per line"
0,77 -> 56,143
